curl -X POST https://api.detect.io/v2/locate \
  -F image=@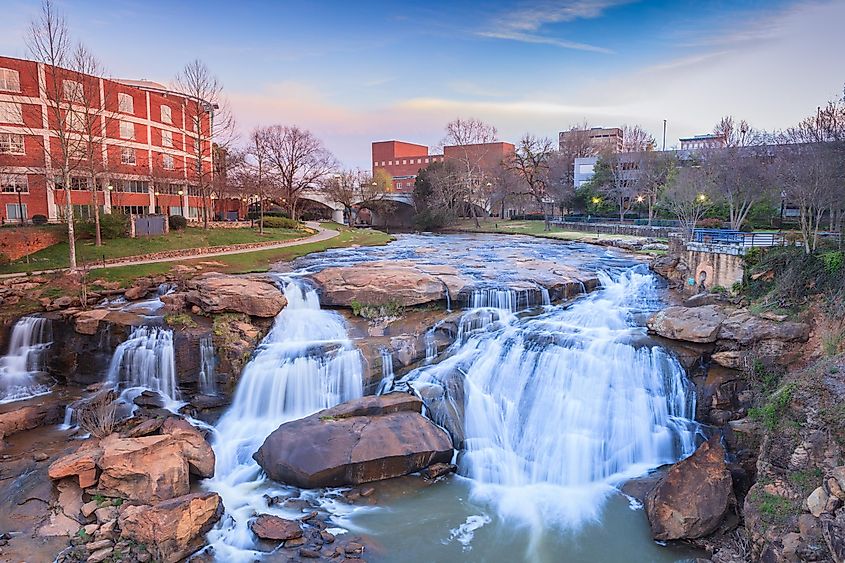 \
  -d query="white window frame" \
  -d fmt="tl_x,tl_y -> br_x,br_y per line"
162,154 -> 174,170
0,68 -> 21,92
6,203 -> 27,220
118,93 -> 134,114
119,121 -> 134,140
63,79 -> 84,103
0,133 -> 25,154
0,102 -> 23,124
121,147 -> 136,165
161,129 -> 173,148
0,174 -> 28,193
161,105 -> 172,124
67,110 -> 85,131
